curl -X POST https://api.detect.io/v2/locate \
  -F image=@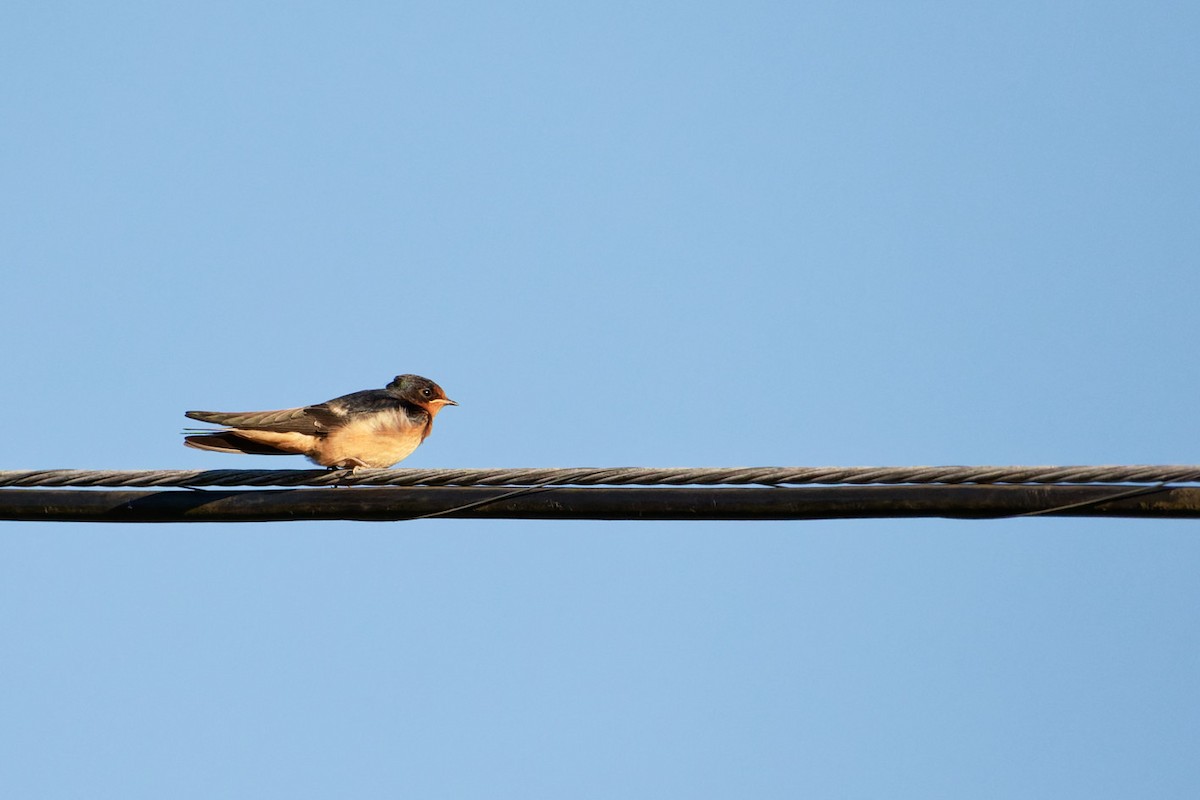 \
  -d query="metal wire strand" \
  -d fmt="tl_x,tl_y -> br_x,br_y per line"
3,465 -> 1200,489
